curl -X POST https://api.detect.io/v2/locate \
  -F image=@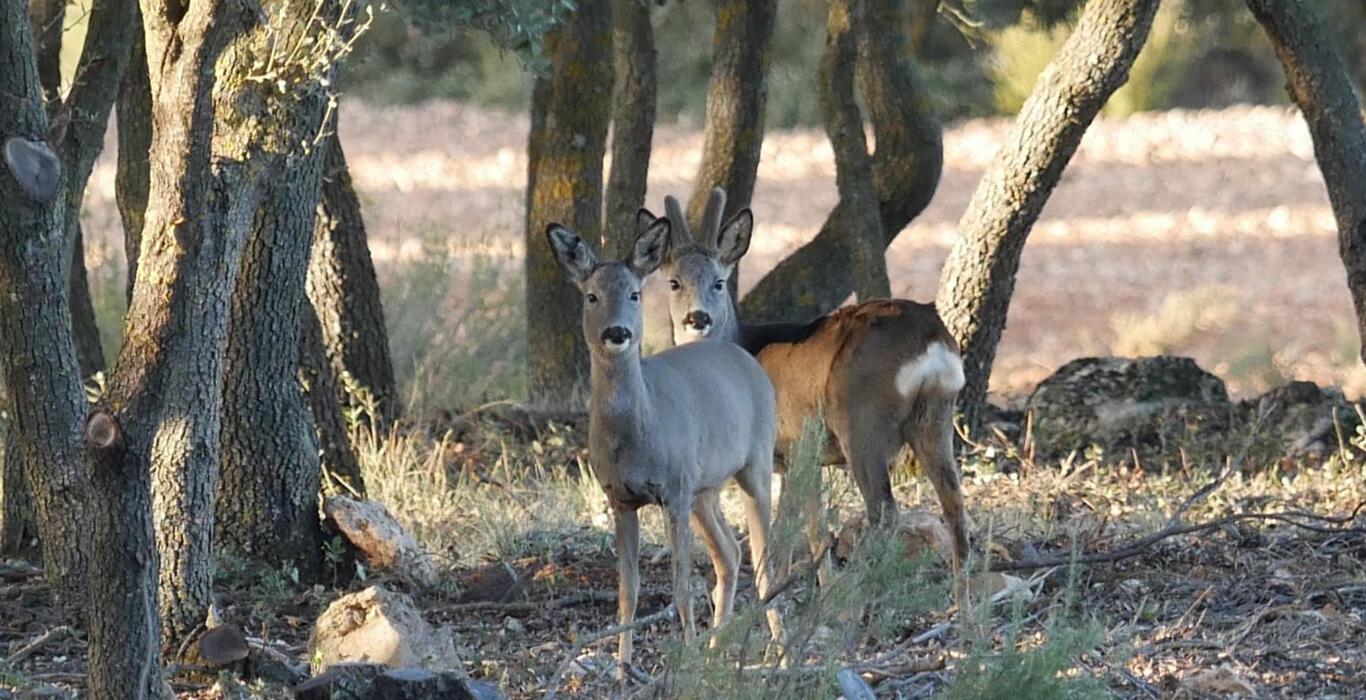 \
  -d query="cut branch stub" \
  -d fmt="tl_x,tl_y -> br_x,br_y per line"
85,411 -> 124,453
4,137 -> 61,204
